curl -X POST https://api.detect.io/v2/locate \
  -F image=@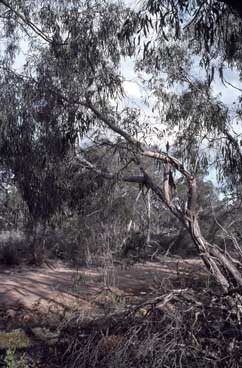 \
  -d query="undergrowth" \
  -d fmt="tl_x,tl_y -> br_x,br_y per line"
56,288 -> 242,368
